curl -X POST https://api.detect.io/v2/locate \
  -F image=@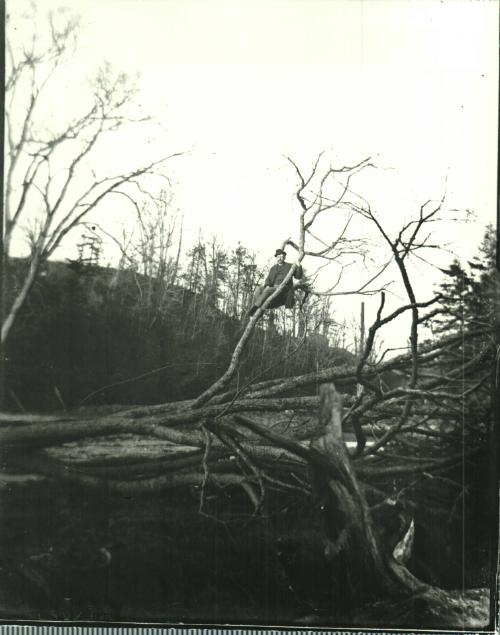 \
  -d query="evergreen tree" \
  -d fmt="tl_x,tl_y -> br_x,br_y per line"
423,225 -> 498,432
432,224 -> 497,337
